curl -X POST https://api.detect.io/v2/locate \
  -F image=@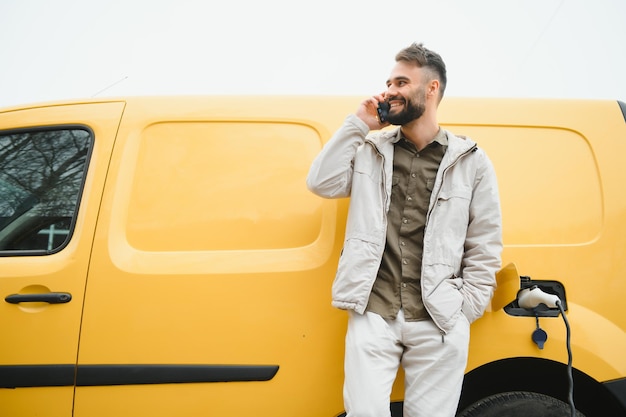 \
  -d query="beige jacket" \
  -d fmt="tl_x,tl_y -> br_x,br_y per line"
307,115 -> 503,333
